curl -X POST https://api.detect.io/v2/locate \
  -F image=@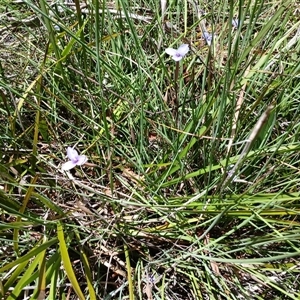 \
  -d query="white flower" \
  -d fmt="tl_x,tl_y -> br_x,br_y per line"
53,25 -> 60,31
165,44 -> 189,61
232,18 -> 239,28
203,31 -> 213,46
62,147 -> 88,171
